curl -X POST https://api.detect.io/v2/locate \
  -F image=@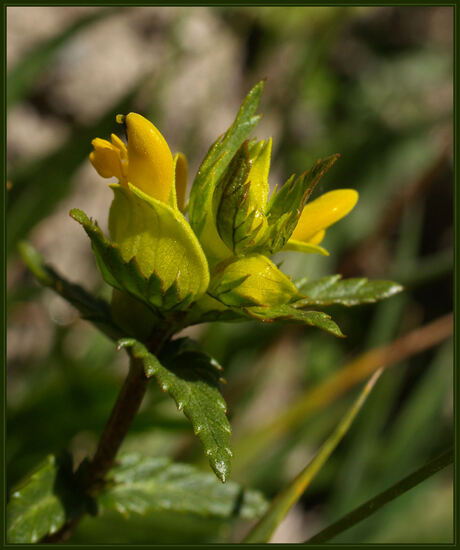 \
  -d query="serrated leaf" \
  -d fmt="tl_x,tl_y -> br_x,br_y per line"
242,304 -> 345,337
118,339 -> 232,482
99,454 -> 267,520
214,142 -> 268,255
244,371 -> 382,543
109,183 -> 209,301
261,154 -> 339,254
7,454 -> 84,544
71,208 -> 201,313
295,275 -> 404,307
18,241 -> 122,340
189,81 -> 265,261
